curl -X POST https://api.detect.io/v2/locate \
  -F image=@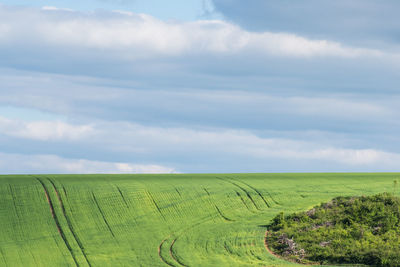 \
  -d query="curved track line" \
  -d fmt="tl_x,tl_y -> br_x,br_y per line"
170,238 -> 189,267
34,177 -> 79,267
46,178 -> 92,267
216,177 -> 261,211
44,177 -> 93,266
223,241 -> 234,255
228,177 -> 271,207
158,215 -> 218,267
202,186 -> 235,222
234,191 -> 256,213
158,238 -> 176,267
229,177 -> 279,206
214,205 -> 235,222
